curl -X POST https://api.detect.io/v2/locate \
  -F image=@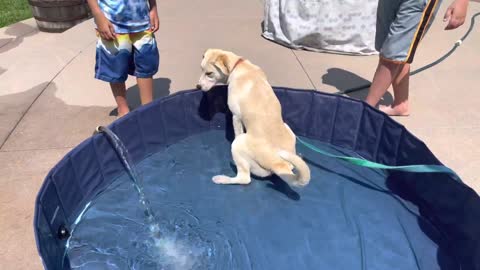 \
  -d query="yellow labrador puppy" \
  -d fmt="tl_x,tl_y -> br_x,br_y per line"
196,49 -> 310,187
